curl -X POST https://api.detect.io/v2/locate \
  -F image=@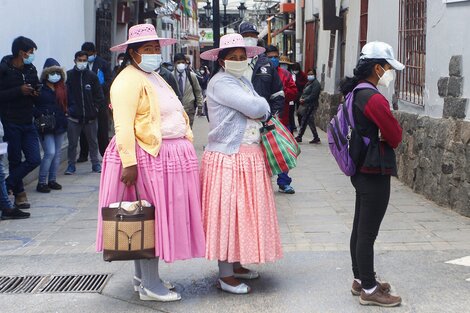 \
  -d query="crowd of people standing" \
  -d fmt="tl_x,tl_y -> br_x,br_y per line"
0,22 -> 403,308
